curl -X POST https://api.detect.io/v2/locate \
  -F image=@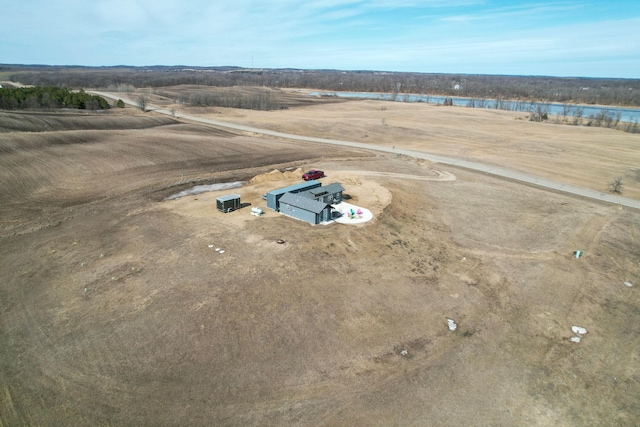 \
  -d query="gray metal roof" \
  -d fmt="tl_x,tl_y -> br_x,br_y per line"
216,193 -> 241,202
320,182 -> 345,194
279,192 -> 330,214
306,188 -> 327,197
305,182 -> 345,198
266,181 -> 321,197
